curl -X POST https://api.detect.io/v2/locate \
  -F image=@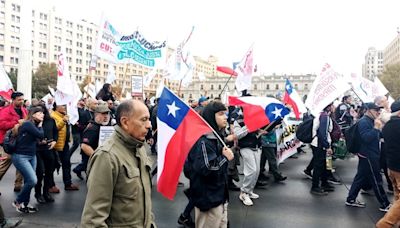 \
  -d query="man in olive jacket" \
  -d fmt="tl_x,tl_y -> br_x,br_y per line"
81,100 -> 156,228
